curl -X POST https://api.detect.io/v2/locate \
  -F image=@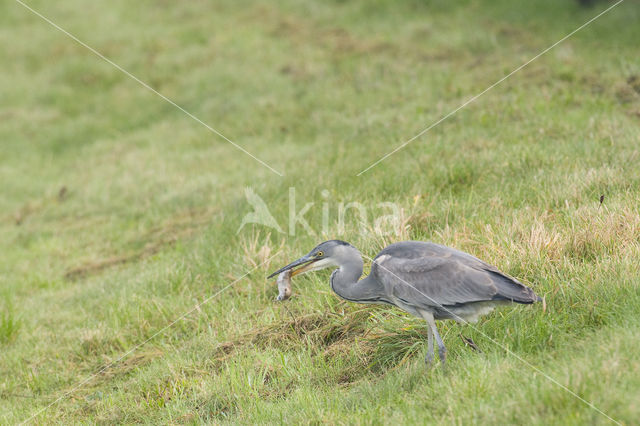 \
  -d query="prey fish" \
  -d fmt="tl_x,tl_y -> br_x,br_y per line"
276,269 -> 292,301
